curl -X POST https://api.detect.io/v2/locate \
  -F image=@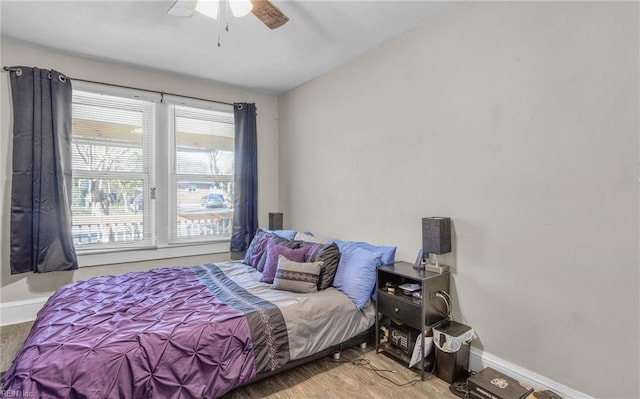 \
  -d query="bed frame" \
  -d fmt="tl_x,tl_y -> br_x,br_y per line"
236,326 -> 373,387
